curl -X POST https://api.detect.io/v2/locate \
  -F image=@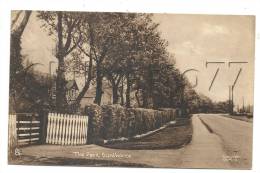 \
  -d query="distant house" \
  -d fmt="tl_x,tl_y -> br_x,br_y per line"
80,80 -> 113,108
48,78 -> 80,106
48,77 -> 113,108
65,80 -> 79,105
